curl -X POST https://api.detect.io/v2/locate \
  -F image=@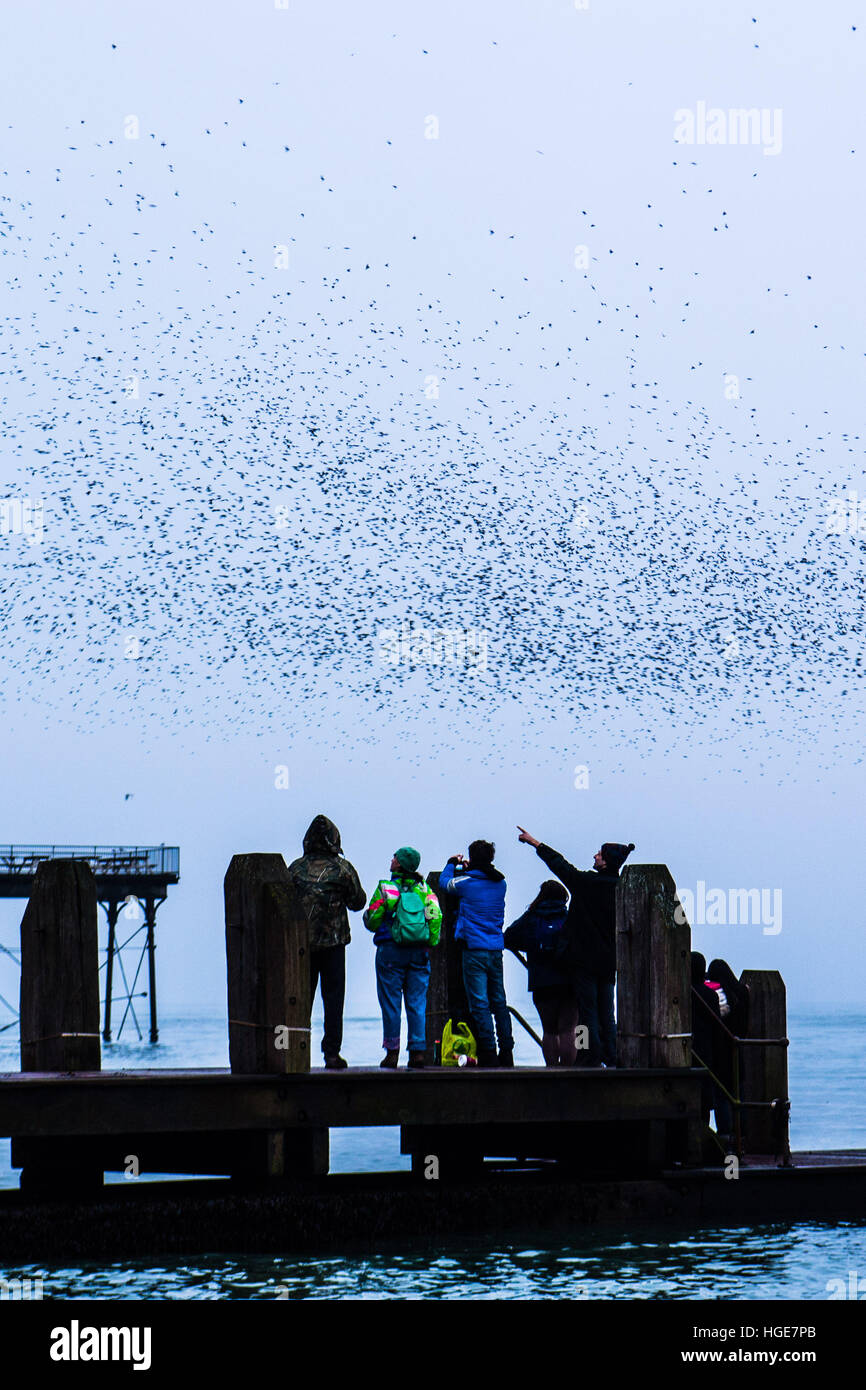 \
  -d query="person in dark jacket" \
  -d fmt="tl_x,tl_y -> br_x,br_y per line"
516,827 -> 635,1067
286,814 -> 366,1069
504,880 -> 577,1065
690,951 -> 721,1125
706,957 -> 748,1144
707,958 -> 748,1039
439,840 -> 512,1068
